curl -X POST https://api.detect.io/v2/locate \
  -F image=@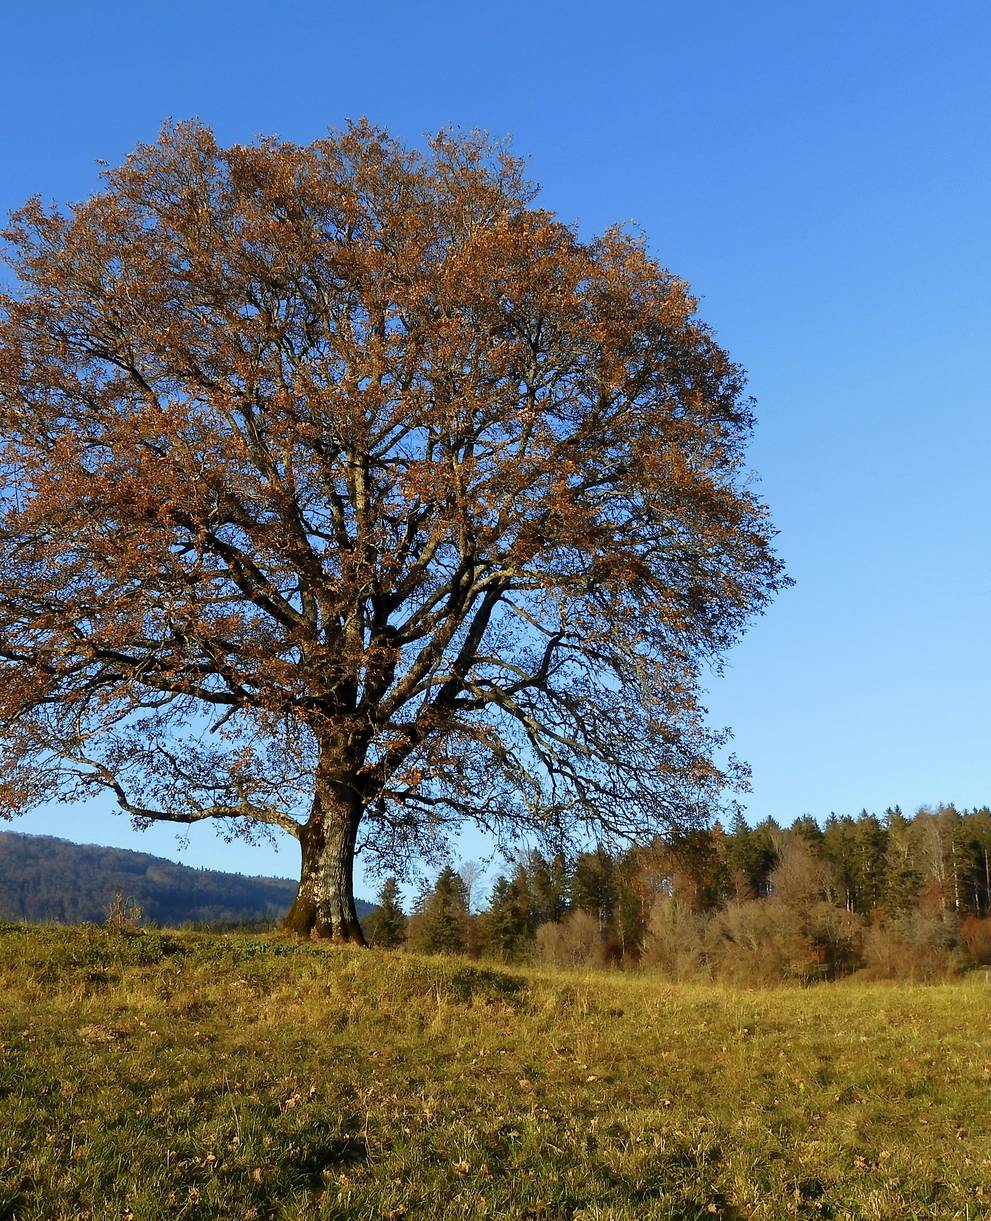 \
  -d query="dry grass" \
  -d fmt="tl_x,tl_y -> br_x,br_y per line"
2,923 -> 991,1219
